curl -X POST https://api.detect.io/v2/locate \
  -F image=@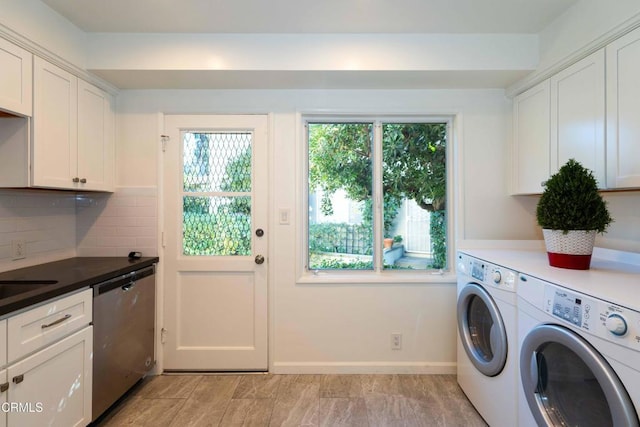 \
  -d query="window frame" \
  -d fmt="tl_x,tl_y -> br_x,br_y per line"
298,113 -> 457,284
